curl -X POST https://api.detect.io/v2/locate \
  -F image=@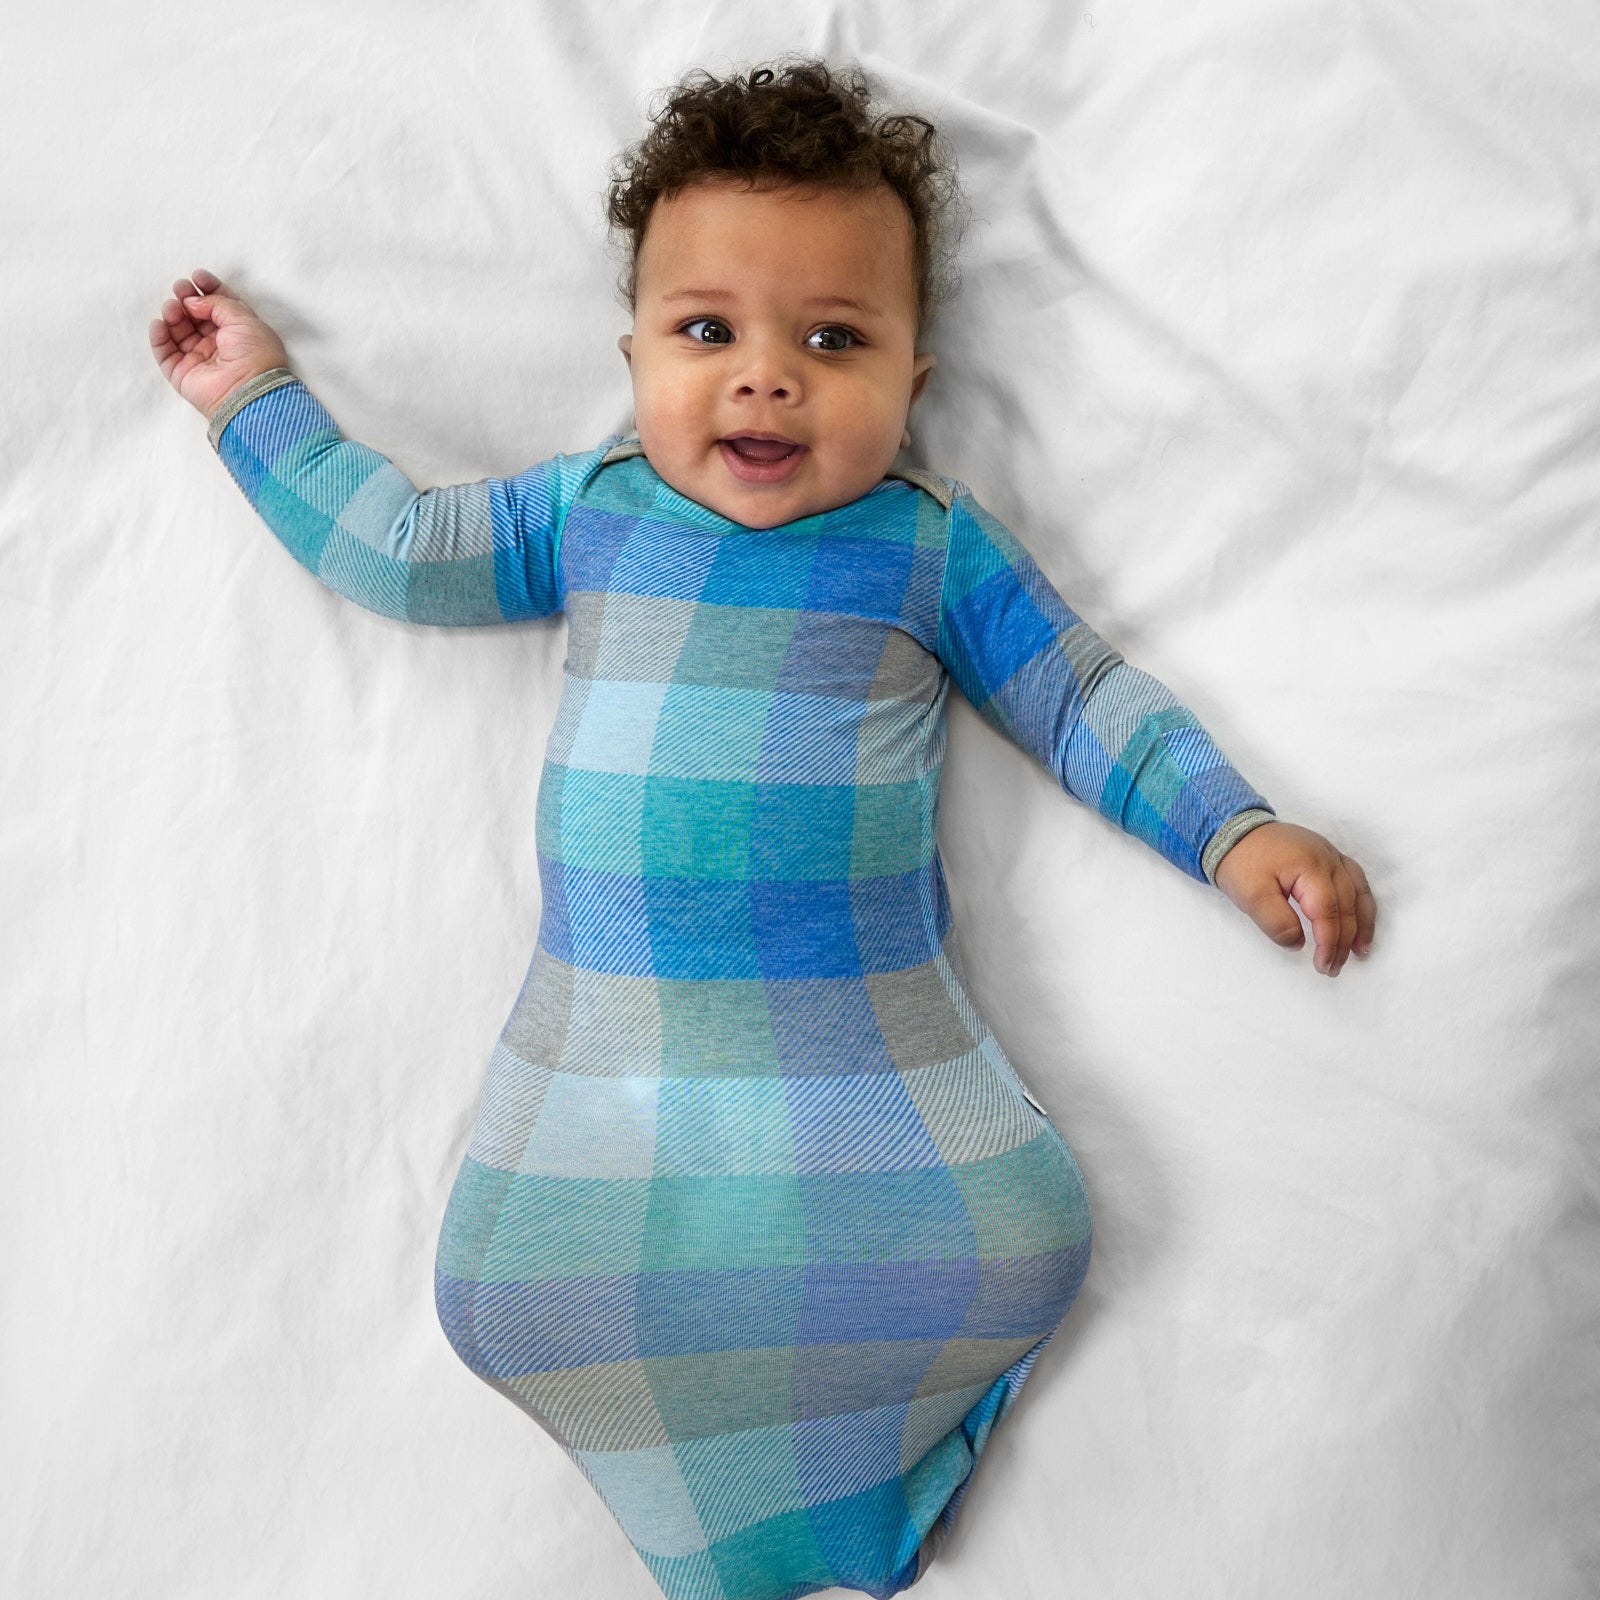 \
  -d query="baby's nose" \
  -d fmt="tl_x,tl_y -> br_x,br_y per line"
738,375 -> 791,398
731,337 -> 801,400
